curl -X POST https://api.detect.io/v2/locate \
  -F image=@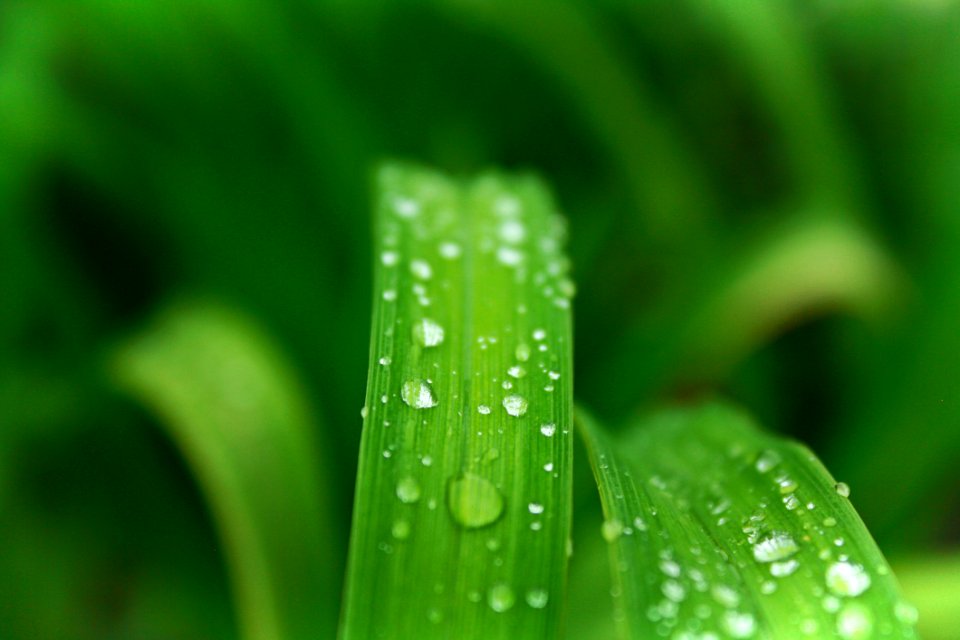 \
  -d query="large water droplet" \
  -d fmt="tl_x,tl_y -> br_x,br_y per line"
401,379 -> 438,409
396,476 -> 422,504
412,318 -> 445,347
447,473 -> 504,529
502,394 -> 528,417
488,584 -> 515,613
753,532 -> 799,563
525,588 -> 549,609
826,561 -> 871,597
